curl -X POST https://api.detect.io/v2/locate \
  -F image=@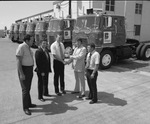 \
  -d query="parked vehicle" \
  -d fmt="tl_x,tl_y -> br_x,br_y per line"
13,23 -> 20,42
18,22 -> 27,43
46,18 -> 75,50
35,20 -> 49,46
0,29 -> 6,38
73,13 -> 150,69
9,24 -> 14,42
26,22 -> 37,48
